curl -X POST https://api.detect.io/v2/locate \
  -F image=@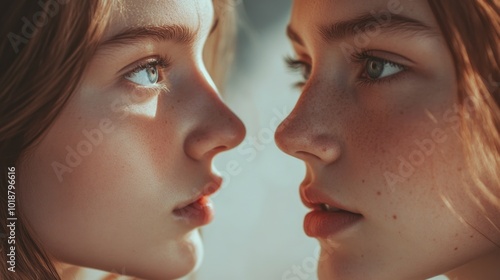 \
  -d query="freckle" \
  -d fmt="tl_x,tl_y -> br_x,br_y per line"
457,167 -> 462,172
454,247 -> 458,251
399,110 -> 404,115
361,254 -> 364,258
393,215 -> 397,220
322,147 -> 327,152
470,235 -> 474,238
176,99 -> 180,103
377,191 -> 381,196
361,179 -> 365,183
